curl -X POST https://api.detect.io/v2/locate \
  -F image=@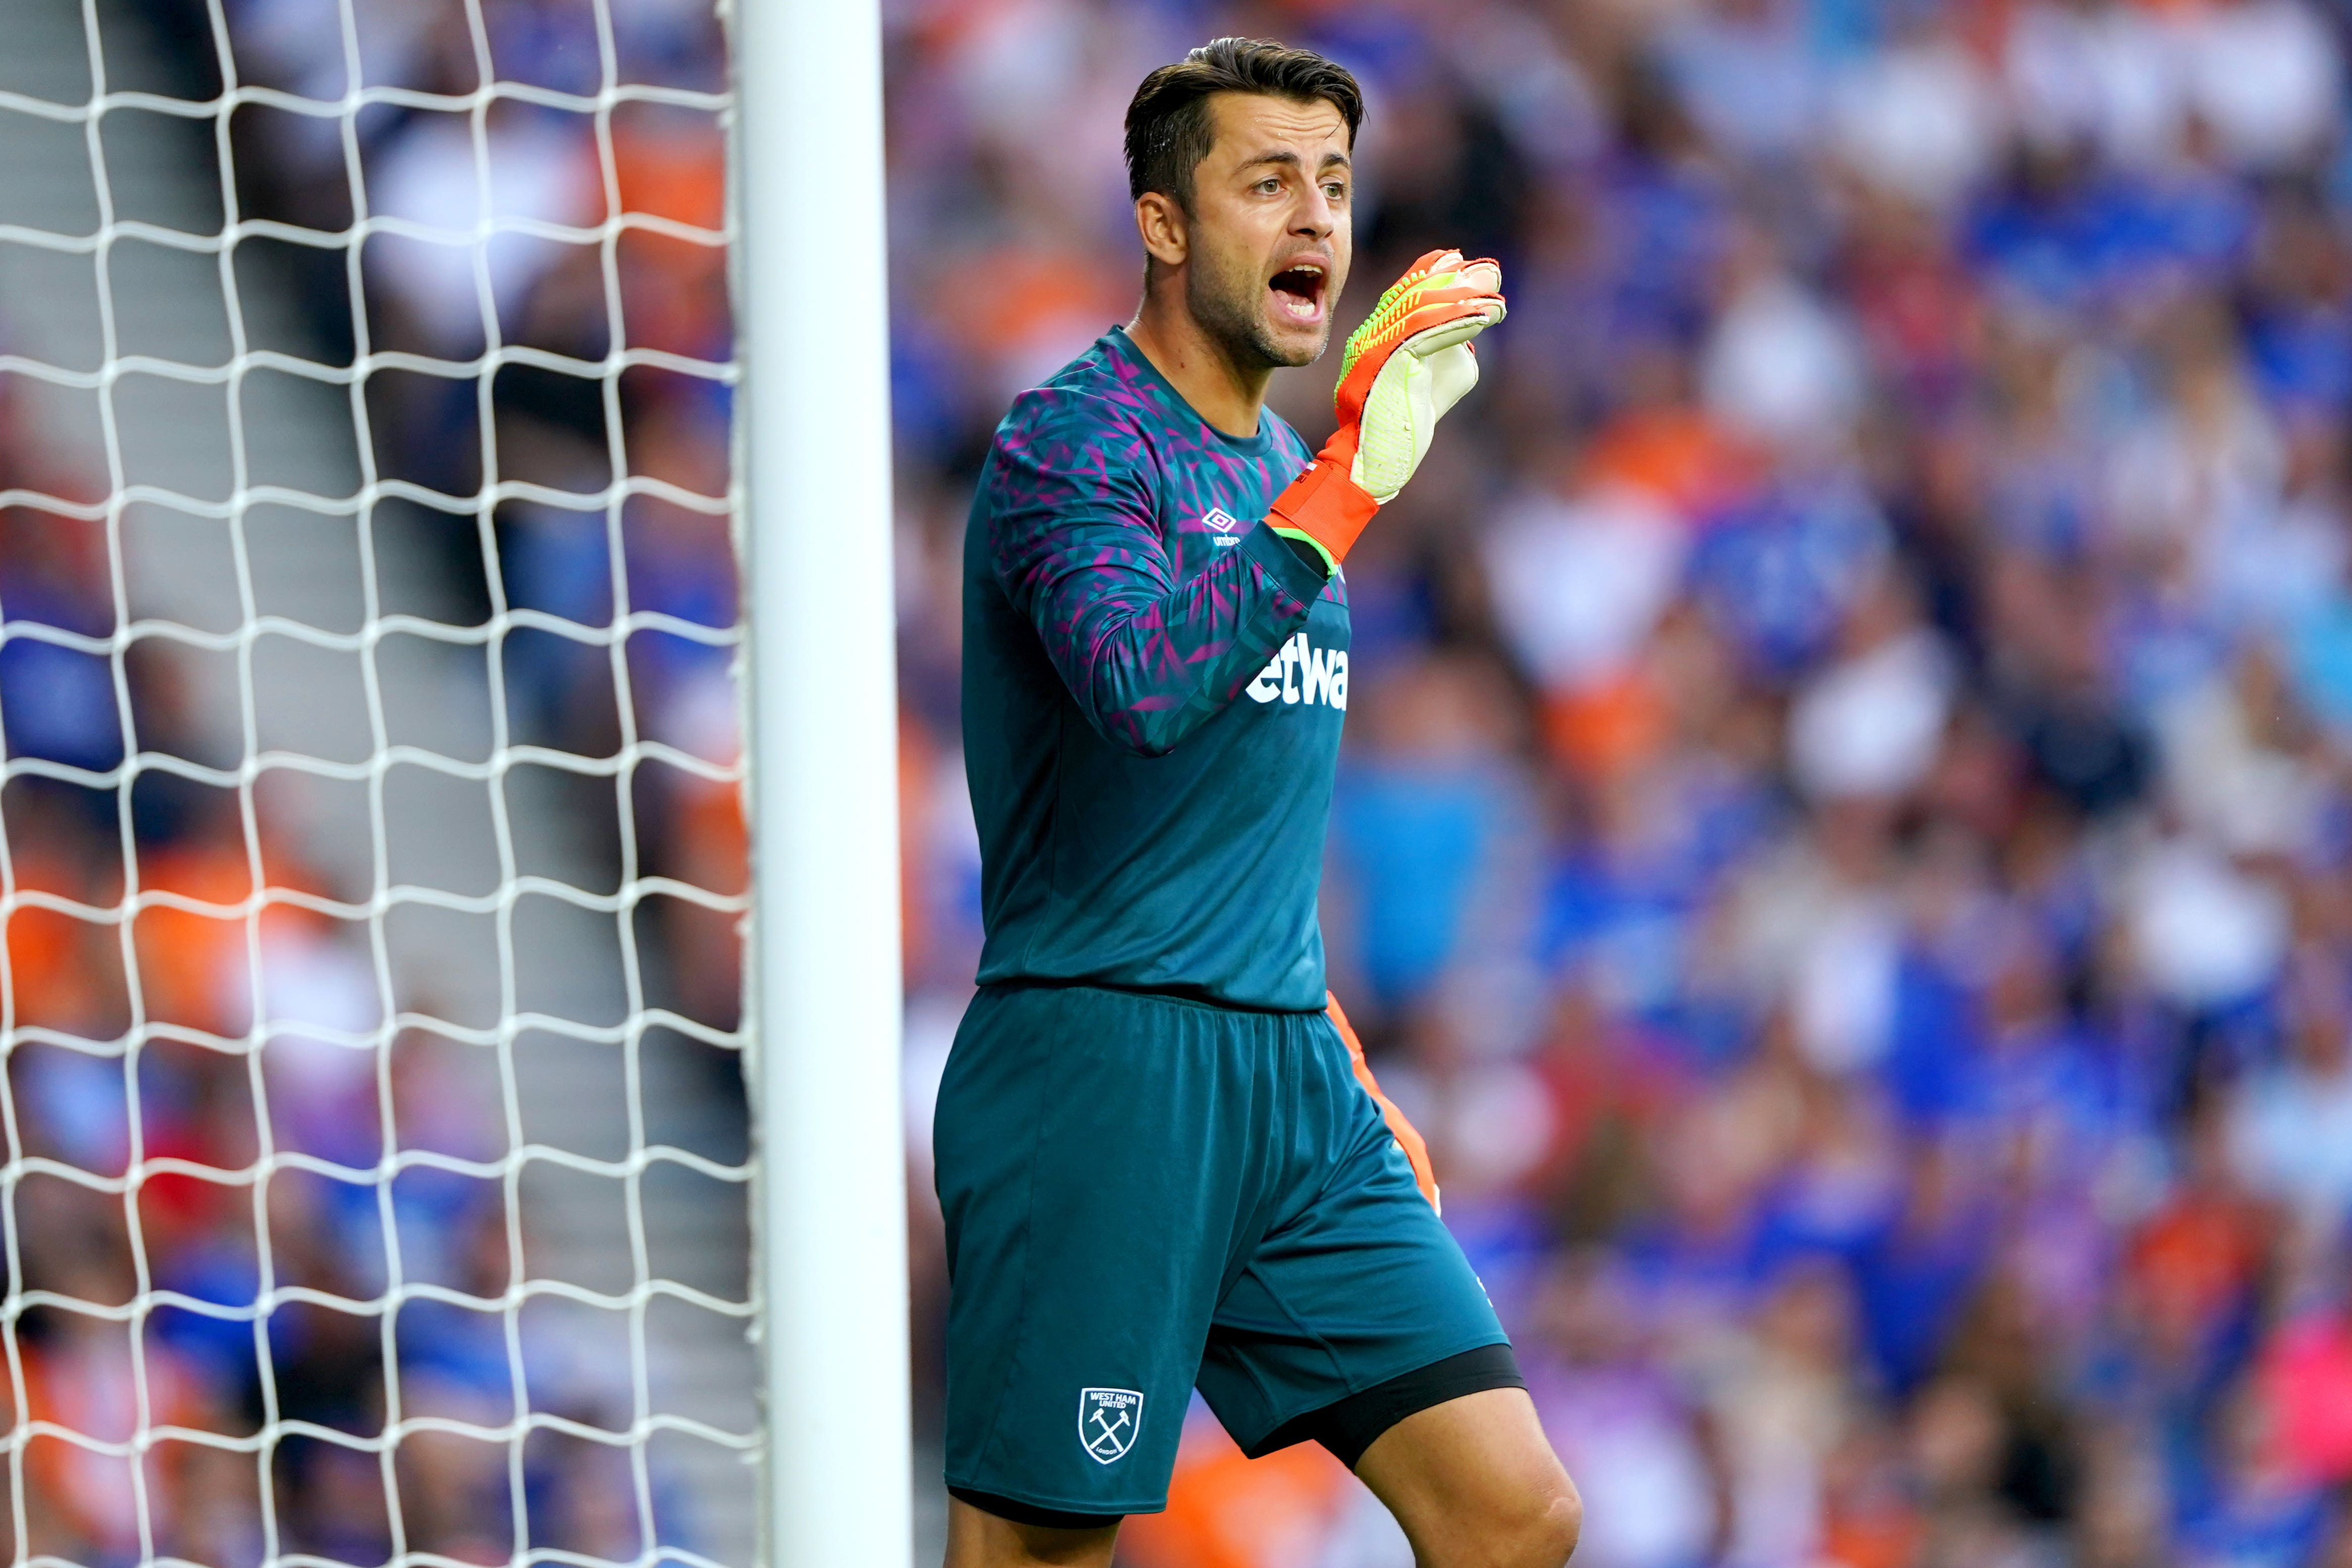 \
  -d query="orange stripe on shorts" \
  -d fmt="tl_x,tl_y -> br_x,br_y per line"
1324,991 -> 1440,1215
